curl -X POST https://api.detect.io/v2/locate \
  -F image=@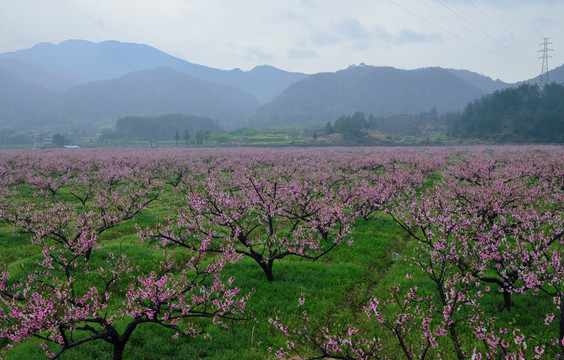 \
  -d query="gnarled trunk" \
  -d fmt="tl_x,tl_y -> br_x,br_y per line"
256,258 -> 275,282
113,341 -> 126,360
